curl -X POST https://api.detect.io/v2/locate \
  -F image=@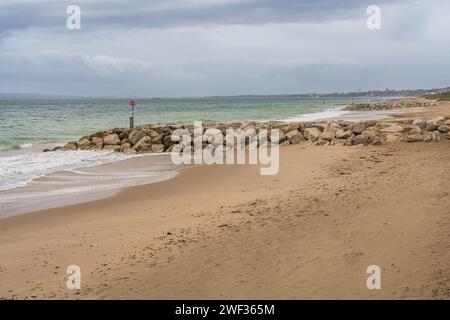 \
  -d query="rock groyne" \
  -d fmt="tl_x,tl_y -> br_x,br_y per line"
342,100 -> 436,111
45,116 -> 450,154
